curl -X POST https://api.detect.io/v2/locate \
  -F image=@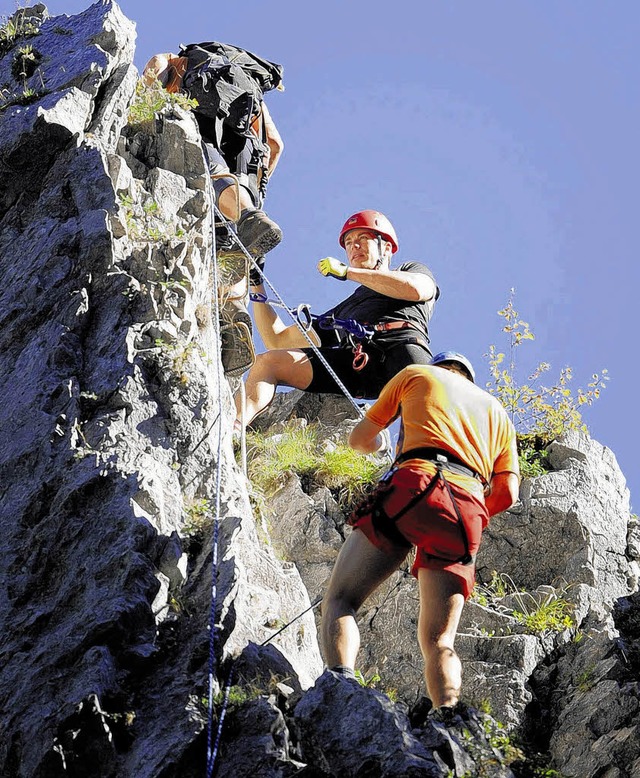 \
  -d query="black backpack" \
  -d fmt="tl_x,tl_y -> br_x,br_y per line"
178,41 -> 283,204
178,41 -> 283,145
